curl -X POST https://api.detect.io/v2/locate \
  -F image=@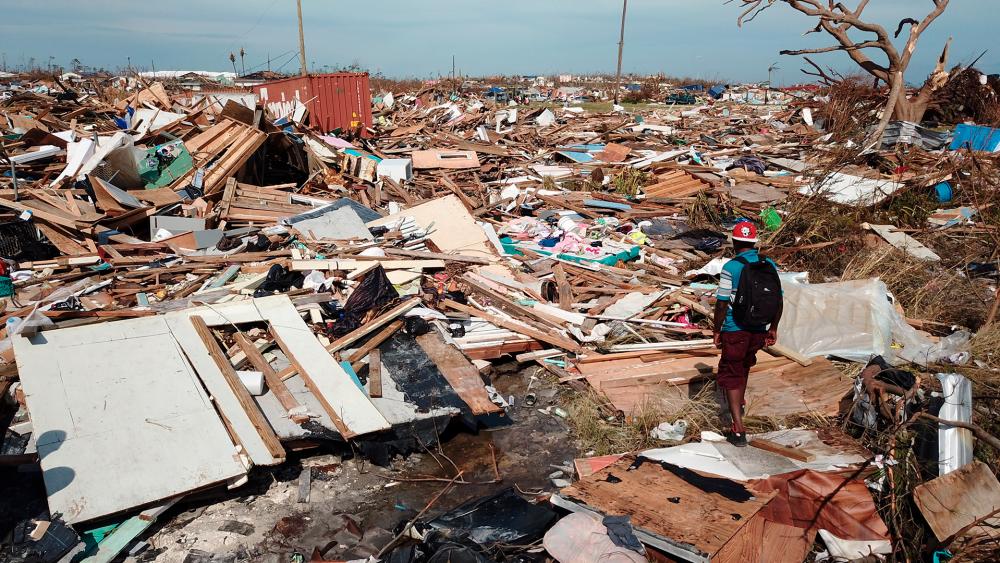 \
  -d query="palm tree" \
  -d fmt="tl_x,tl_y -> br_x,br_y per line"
239,47 -> 246,76
229,52 -> 237,76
